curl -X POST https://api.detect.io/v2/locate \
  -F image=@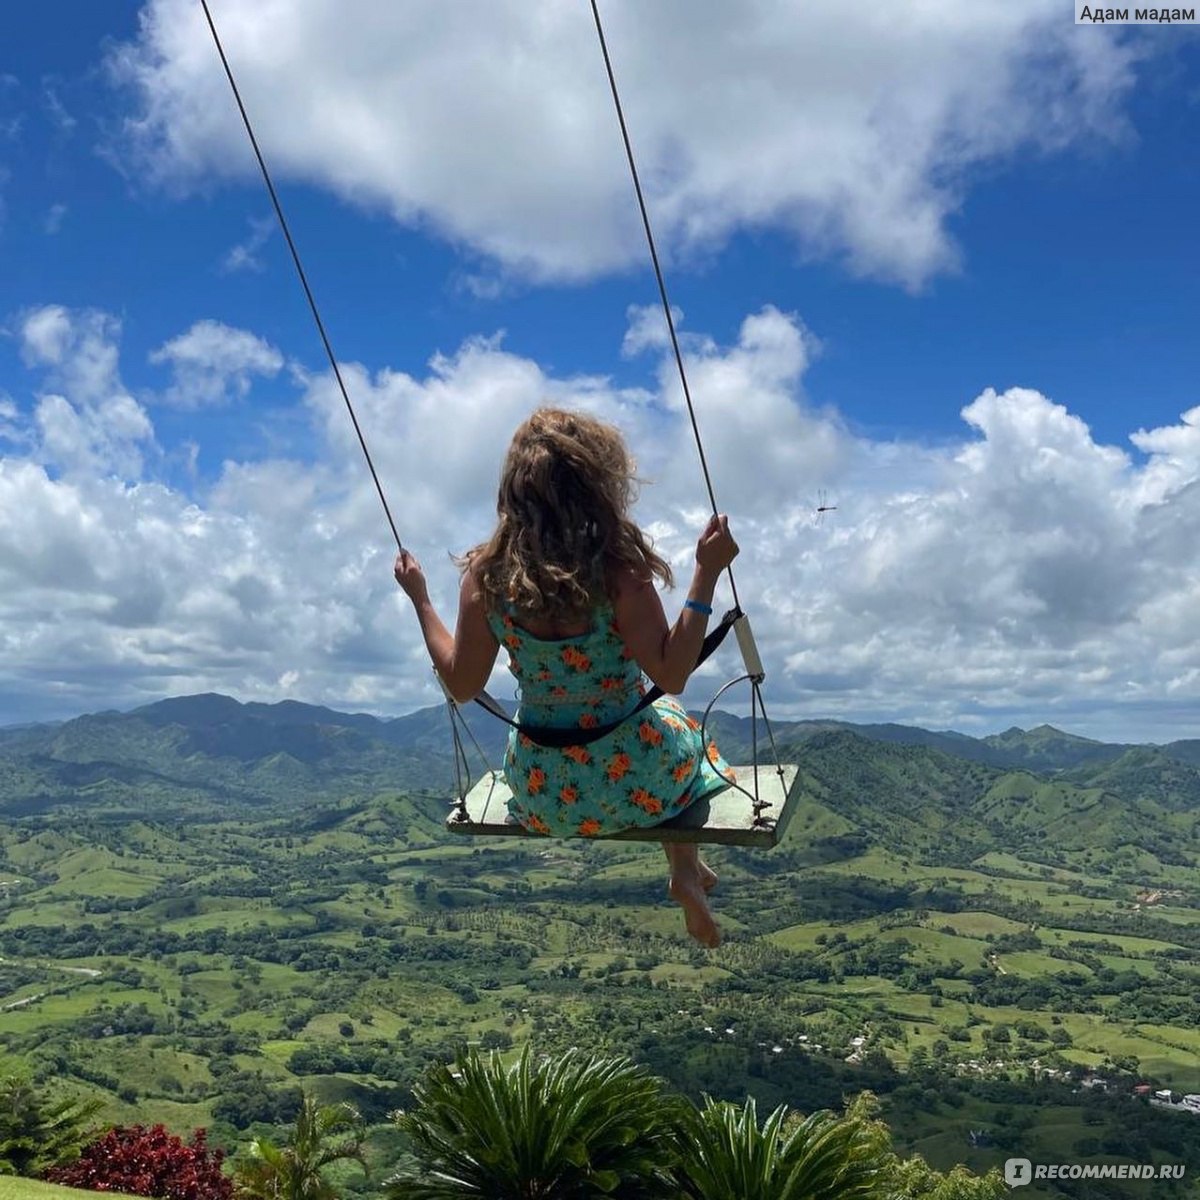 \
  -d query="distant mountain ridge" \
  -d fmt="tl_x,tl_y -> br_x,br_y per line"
0,692 -> 474,820
1,695 -> 1197,849
696,709 -> 1146,773
3,690 -> 1195,771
